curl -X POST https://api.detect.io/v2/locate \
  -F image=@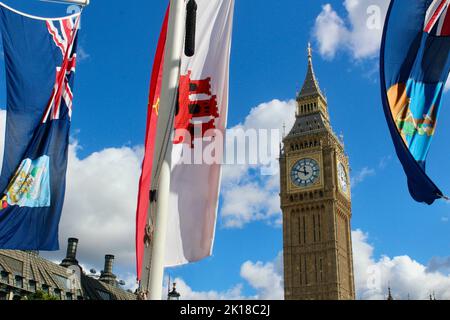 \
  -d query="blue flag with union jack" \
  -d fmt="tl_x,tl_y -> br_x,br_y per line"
0,4 -> 81,250
381,0 -> 450,204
